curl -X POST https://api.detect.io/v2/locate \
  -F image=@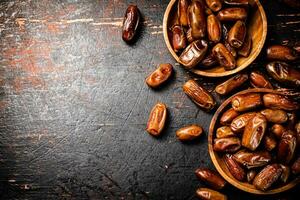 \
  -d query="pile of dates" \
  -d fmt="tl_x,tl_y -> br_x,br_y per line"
213,91 -> 300,191
171,0 -> 253,70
